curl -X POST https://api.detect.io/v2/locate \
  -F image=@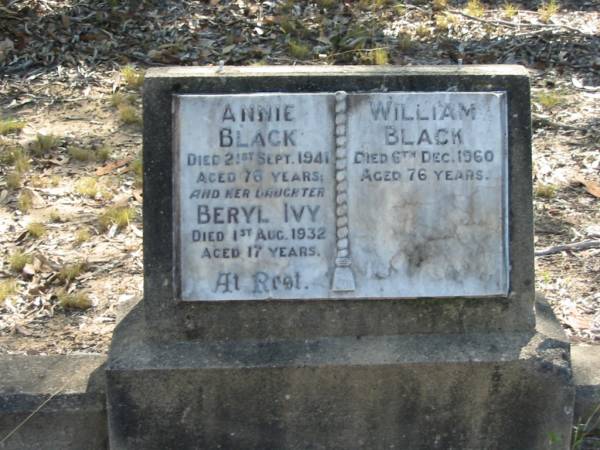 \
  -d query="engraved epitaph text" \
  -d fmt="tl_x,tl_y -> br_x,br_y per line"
174,92 -> 508,301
